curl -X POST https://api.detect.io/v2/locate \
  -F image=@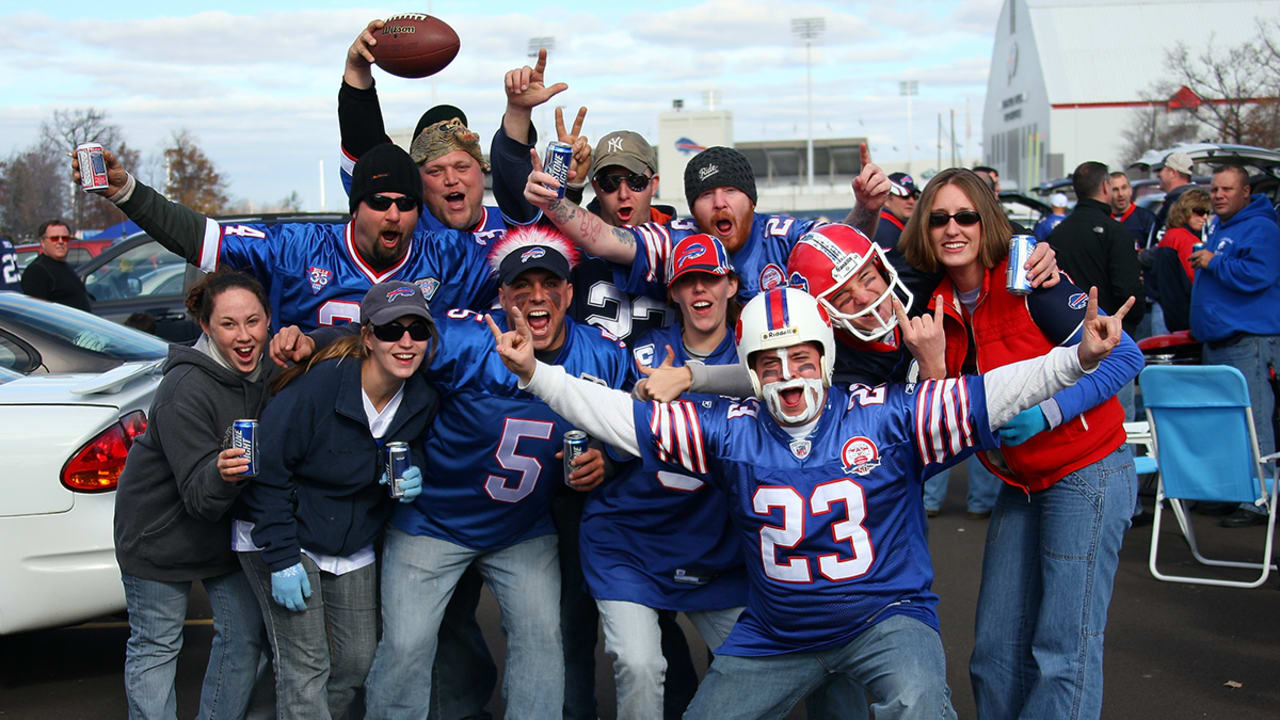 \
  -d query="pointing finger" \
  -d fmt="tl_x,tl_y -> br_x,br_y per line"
859,141 -> 871,168
554,106 -> 566,138
1084,286 -> 1099,324
569,106 -> 587,137
484,313 -> 503,345
533,47 -> 548,77
1112,295 -> 1136,322
509,305 -> 533,342
891,295 -> 909,327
